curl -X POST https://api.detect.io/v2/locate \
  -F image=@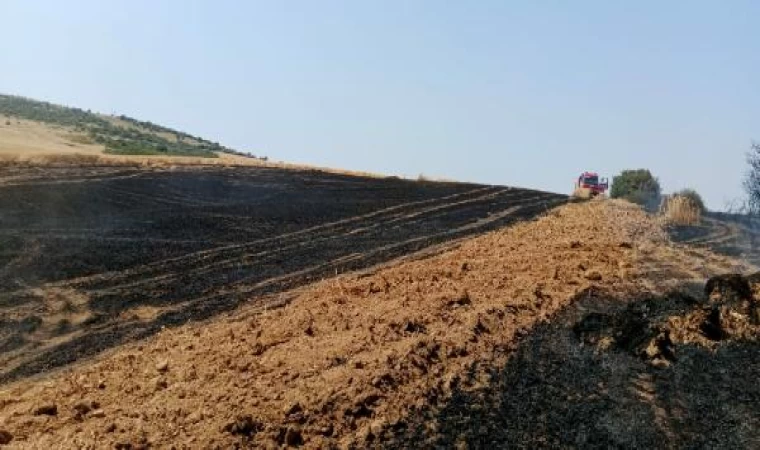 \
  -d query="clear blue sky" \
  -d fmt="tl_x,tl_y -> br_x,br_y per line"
2,1 -> 758,209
